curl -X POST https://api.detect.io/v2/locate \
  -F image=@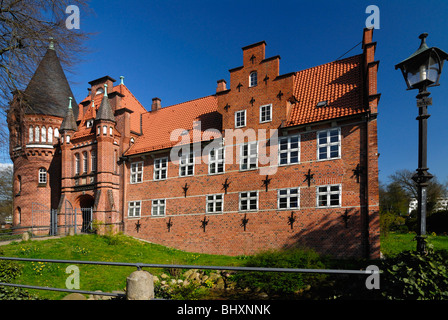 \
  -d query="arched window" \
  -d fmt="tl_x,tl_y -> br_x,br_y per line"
249,71 -> 257,87
75,153 -> 80,175
35,126 -> 40,142
38,168 -> 47,184
48,127 -> 53,143
82,151 -> 88,173
54,128 -> 59,139
41,126 -> 46,143
29,126 -> 33,143
91,150 -> 97,172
